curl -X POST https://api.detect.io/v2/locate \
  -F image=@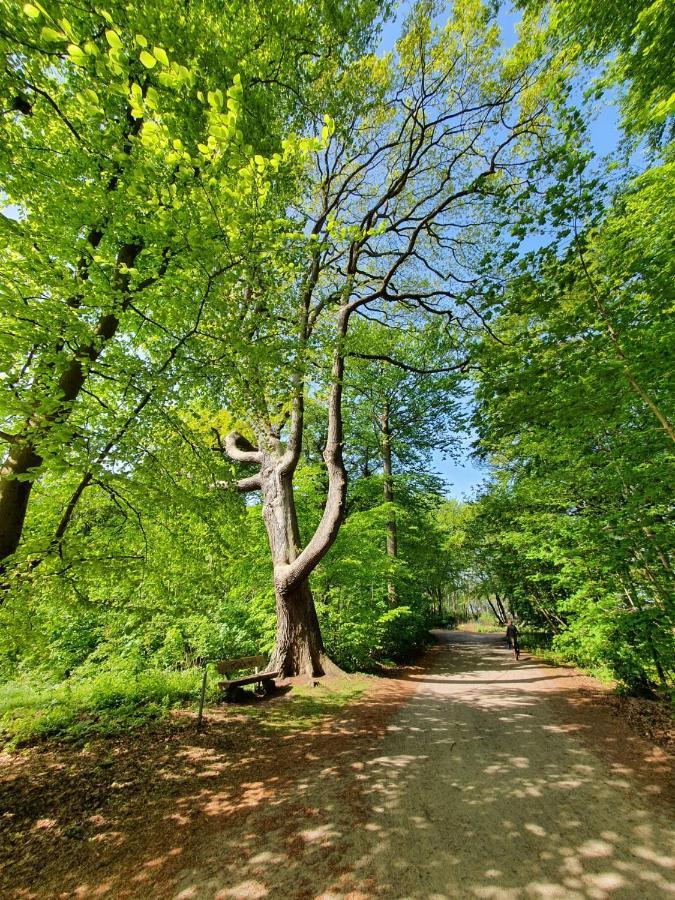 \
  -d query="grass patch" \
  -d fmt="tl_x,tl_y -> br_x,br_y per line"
458,622 -> 503,634
0,669 -> 370,748
0,667 -> 206,749
239,677 -> 368,734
